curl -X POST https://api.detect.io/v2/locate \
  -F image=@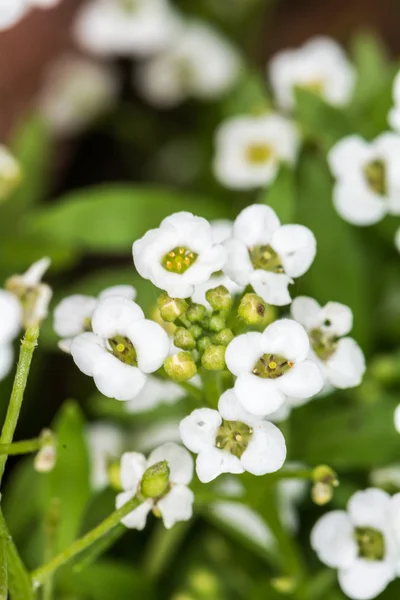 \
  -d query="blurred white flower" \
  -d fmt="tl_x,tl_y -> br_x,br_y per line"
179,389 -> 286,483
135,419 -> 182,453
137,21 -> 240,107
54,285 -> 136,352
394,404 -> 400,434
388,71 -> 400,132
268,36 -> 355,111
291,296 -> 366,389
6,257 -> 52,328
87,422 -> 123,491
211,501 -> 276,550
74,0 -> 181,57
225,319 -> 324,416
311,488 -> 400,600
224,204 -> 316,305
133,212 -> 226,298
0,290 -> 22,381
125,375 -> 185,413
0,0 -> 28,30
0,146 -> 21,202
278,463 -> 308,532
268,395 -> 311,422
38,55 -> 118,136
116,442 -> 194,530
370,465 -> 400,491
213,114 -> 299,190
70,296 -> 169,401
328,133 -> 400,226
